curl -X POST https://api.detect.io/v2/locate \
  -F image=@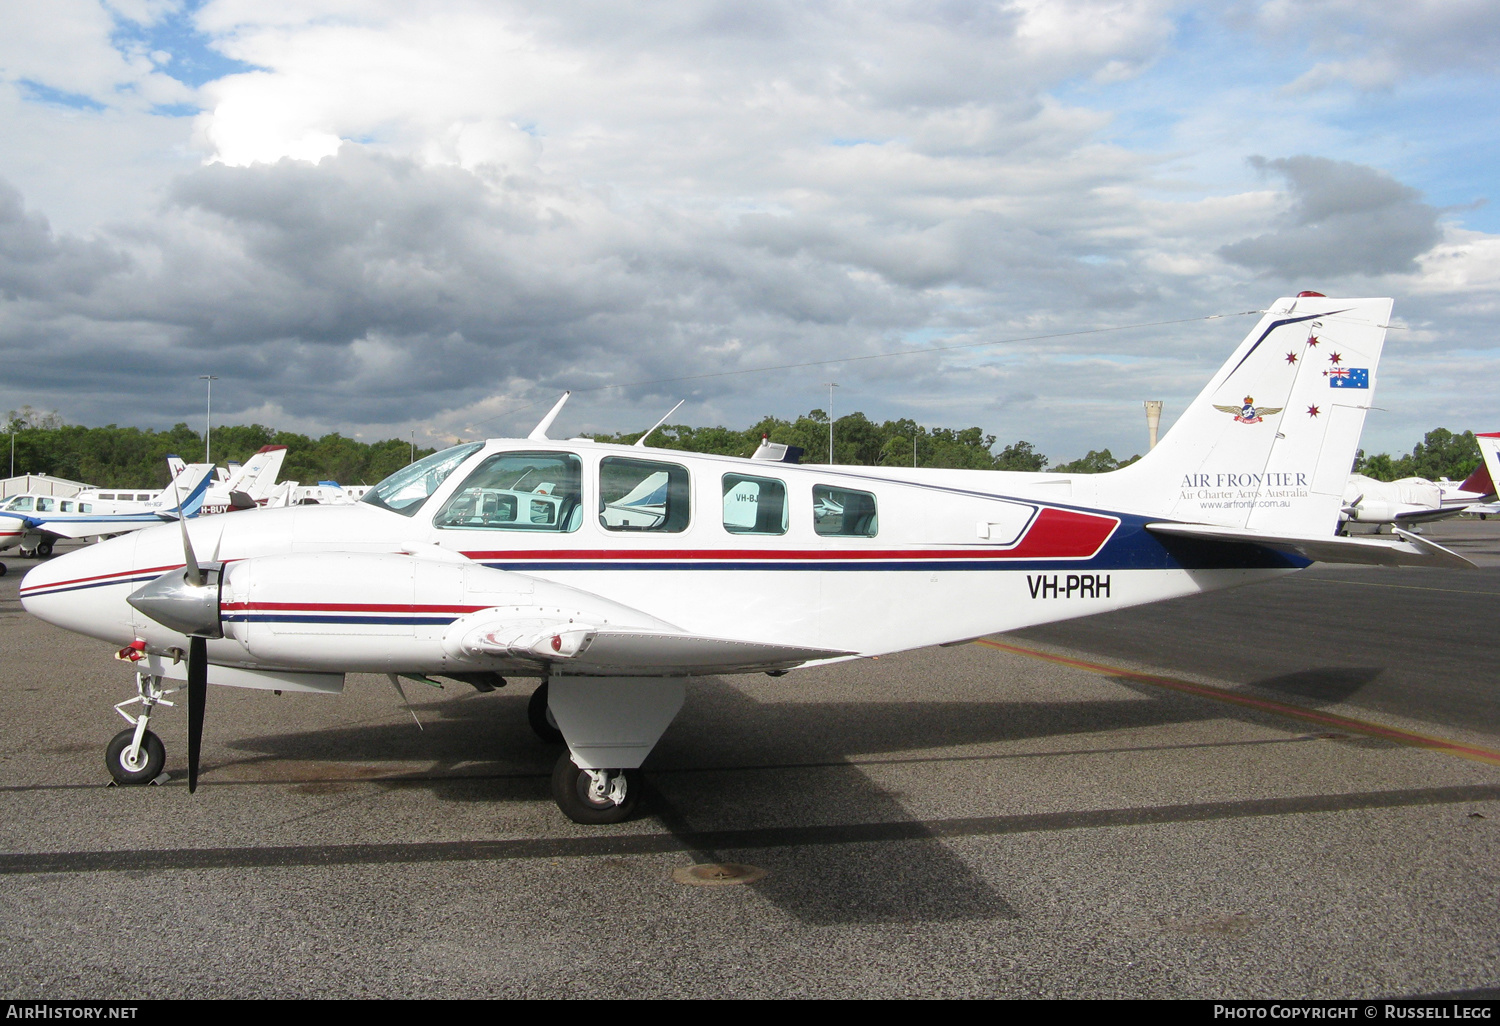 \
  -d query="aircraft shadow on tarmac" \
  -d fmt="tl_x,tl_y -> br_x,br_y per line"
208,676 -> 1342,927
1247,666 -> 1384,704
